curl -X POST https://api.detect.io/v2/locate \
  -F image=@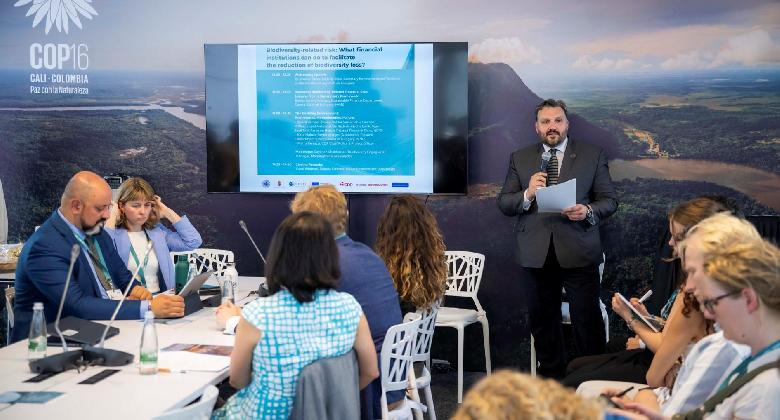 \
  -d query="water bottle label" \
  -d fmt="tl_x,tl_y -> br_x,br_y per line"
140,352 -> 158,363
28,339 -> 46,352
